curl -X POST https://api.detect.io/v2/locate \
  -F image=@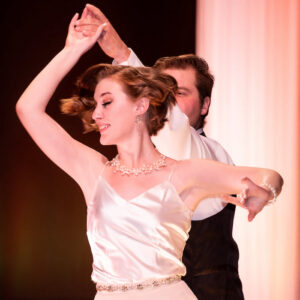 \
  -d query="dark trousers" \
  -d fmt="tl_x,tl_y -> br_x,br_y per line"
184,268 -> 244,300
182,204 -> 244,300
